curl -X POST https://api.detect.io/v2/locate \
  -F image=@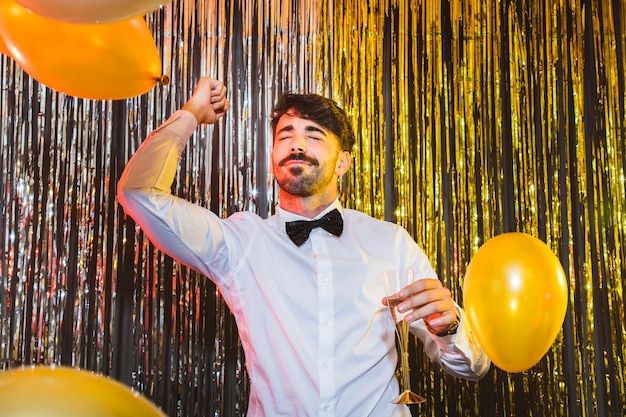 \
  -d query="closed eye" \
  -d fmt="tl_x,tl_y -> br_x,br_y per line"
305,126 -> 327,139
